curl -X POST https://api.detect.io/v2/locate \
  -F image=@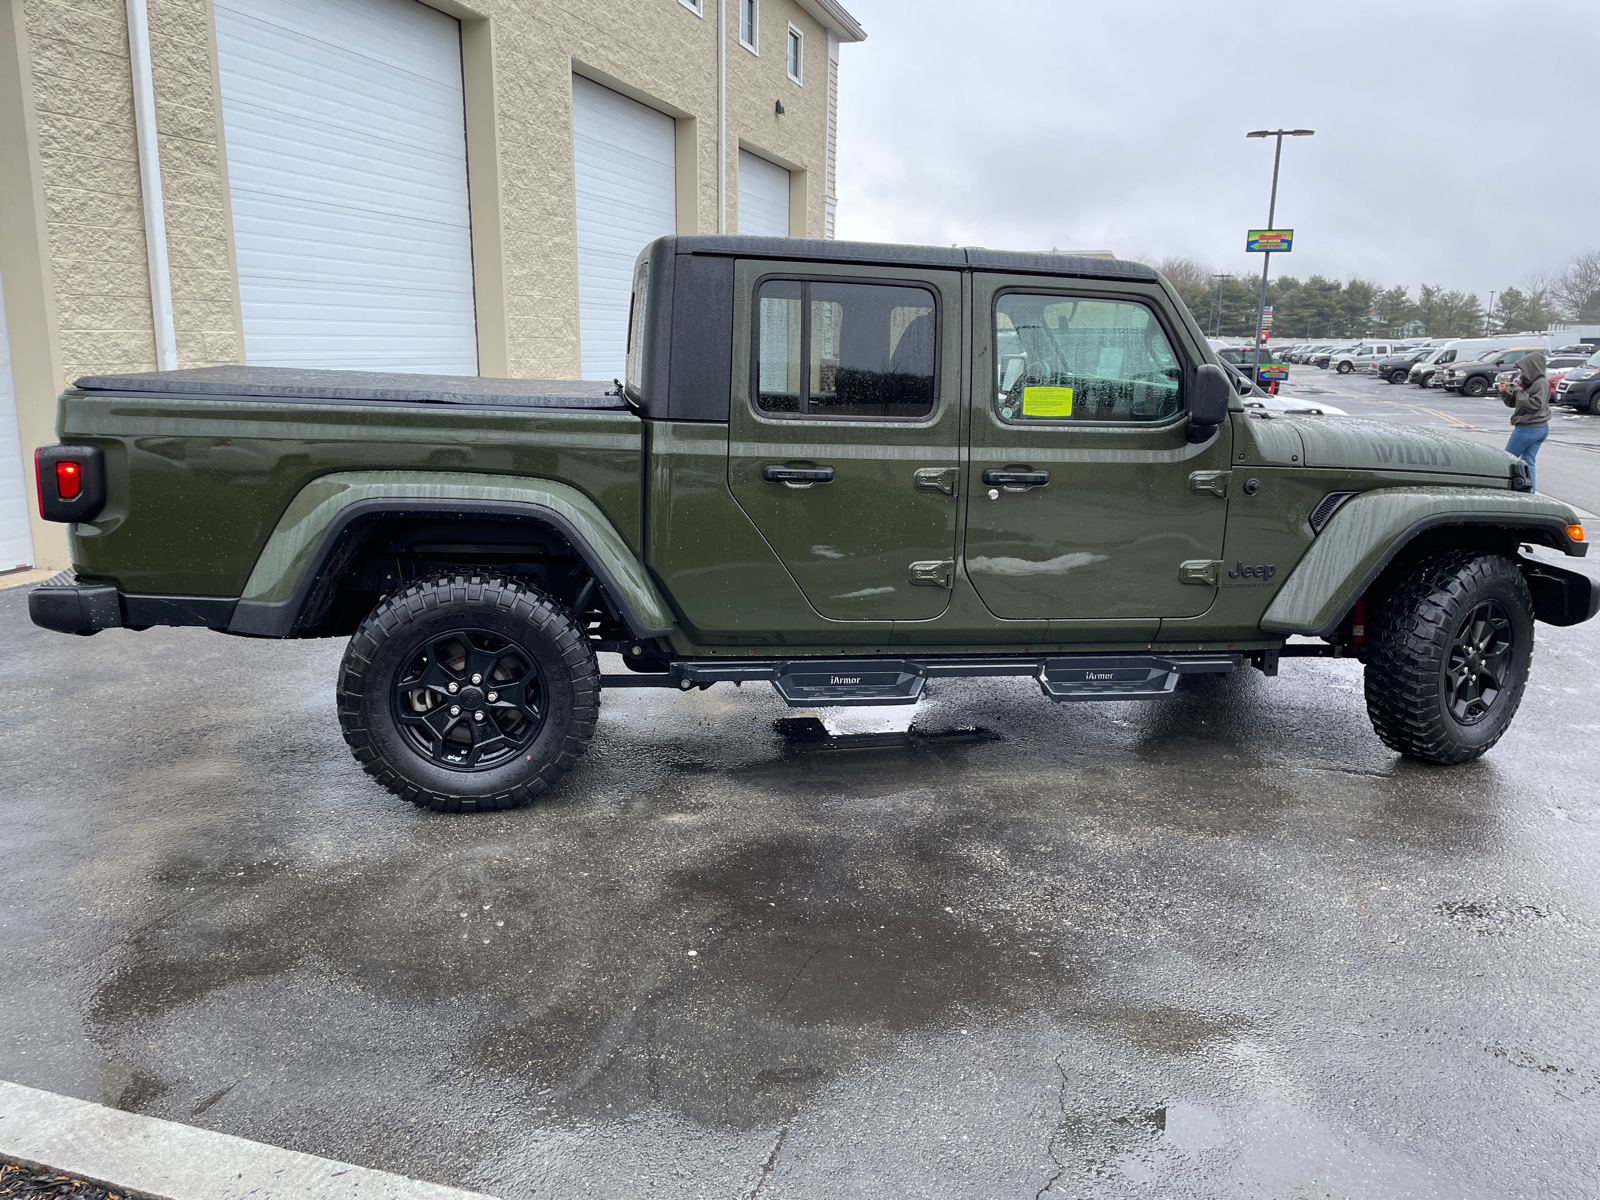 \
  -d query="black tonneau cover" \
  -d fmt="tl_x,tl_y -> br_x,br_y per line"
72,366 -> 626,411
